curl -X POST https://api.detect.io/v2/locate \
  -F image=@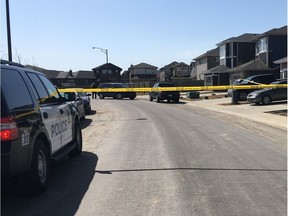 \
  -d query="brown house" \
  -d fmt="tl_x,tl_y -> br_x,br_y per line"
92,63 -> 122,84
